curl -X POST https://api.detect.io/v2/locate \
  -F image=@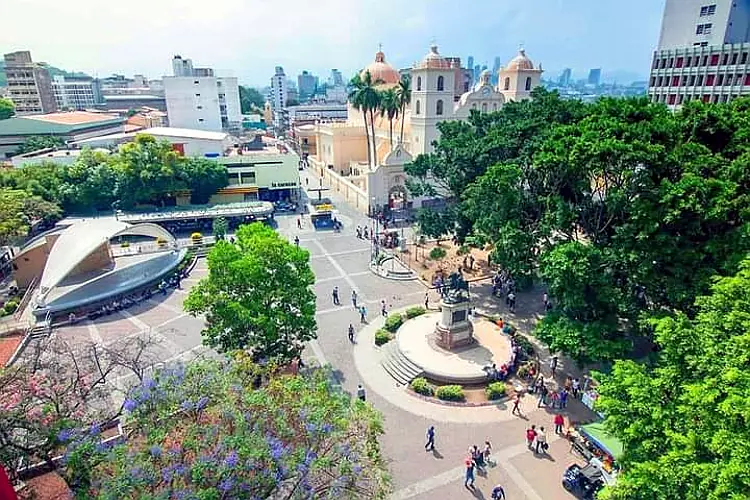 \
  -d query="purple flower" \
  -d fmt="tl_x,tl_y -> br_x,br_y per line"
57,429 -> 73,443
224,451 -> 239,468
123,398 -> 138,412
180,400 -> 193,411
196,396 -> 209,410
149,445 -> 162,458
219,478 -> 234,492
303,450 -> 317,466
266,436 -> 285,460
304,422 -> 317,433
162,468 -> 174,482
353,464 -> 363,474
89,422 -> 101,436
321,423 -> 333,434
